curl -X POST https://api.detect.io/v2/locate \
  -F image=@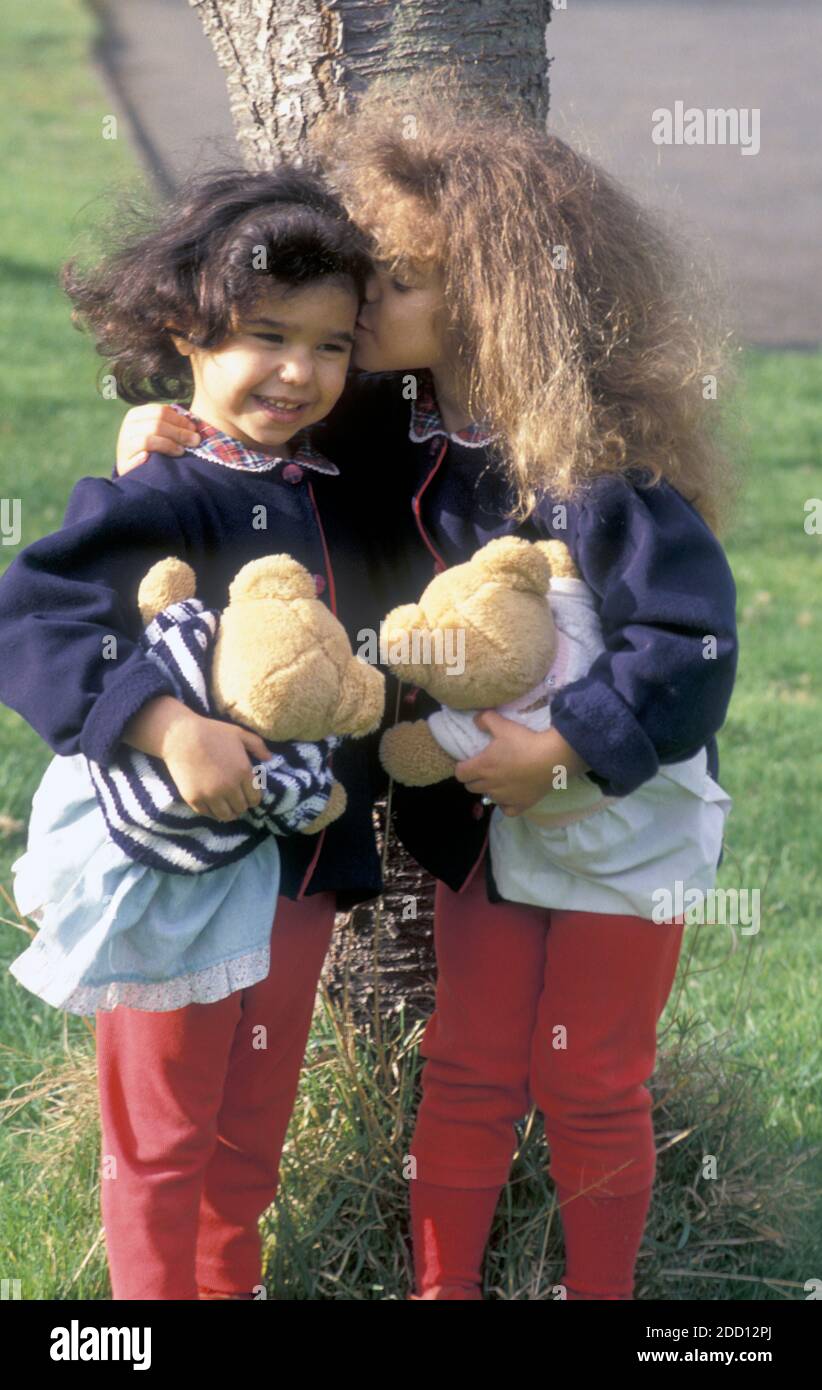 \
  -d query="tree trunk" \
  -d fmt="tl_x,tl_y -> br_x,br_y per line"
322,798 -> 438,1027
190,0 -> 553,167
190,0 -> 553,1025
